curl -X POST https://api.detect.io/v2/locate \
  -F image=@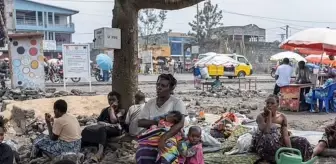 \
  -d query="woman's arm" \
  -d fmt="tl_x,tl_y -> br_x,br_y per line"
256,113 -> 272,133
138,119 -> 158,128
281,115 -> 292,148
